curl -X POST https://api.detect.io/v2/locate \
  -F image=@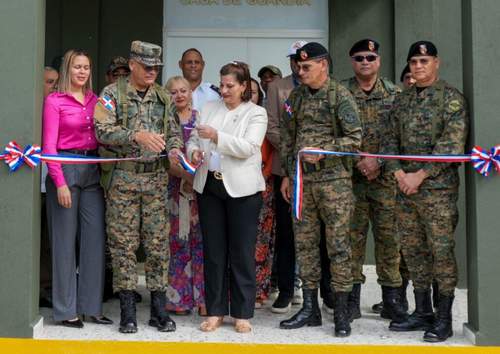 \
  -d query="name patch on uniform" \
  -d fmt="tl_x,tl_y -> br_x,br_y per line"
98,95 -> 116,112
284,100 -> 293,118
448,100 -> 461,113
